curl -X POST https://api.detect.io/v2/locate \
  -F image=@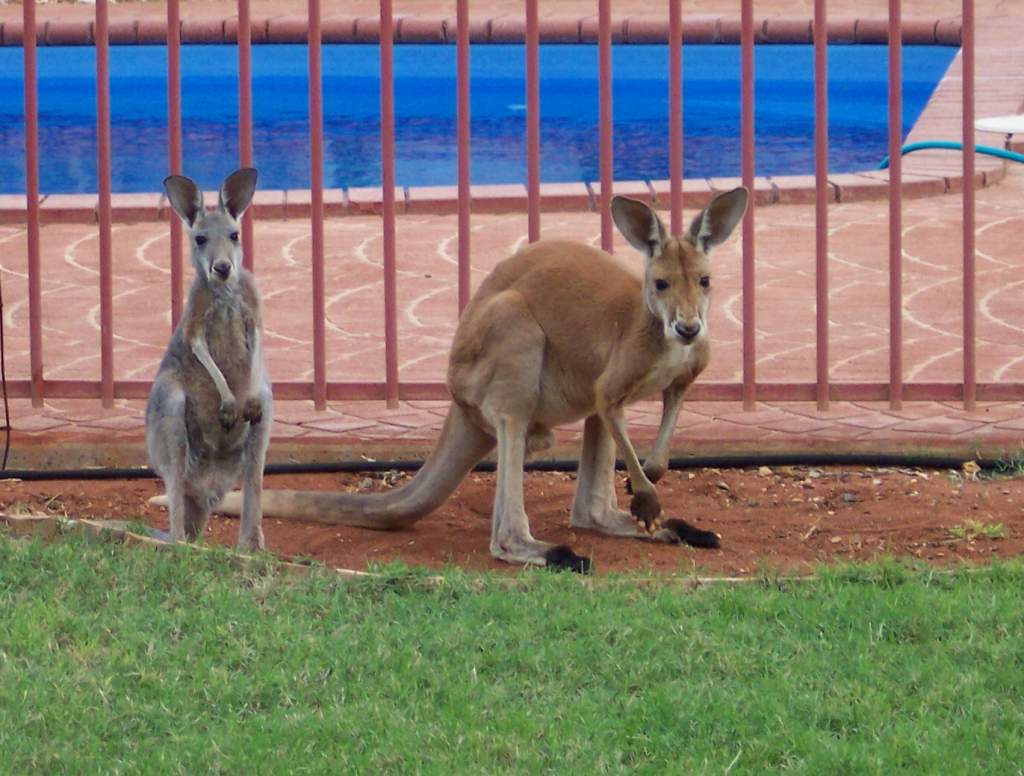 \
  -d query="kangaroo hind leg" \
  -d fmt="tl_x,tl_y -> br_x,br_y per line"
489,413 -> 589,573
570,414 -> 639,537
472,293 -> 589,572
146,376 -> 191,543
237,389 -> 272,551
